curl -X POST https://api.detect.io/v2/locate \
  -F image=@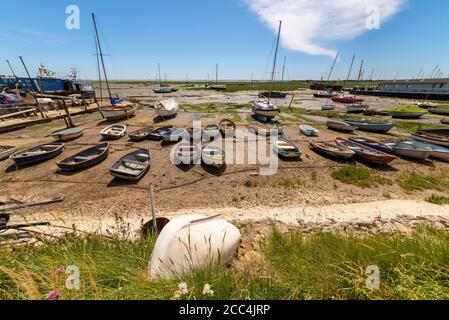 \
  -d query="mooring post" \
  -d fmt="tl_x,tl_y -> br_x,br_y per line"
149,184 -> 157,233
61,99 -> 75,128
